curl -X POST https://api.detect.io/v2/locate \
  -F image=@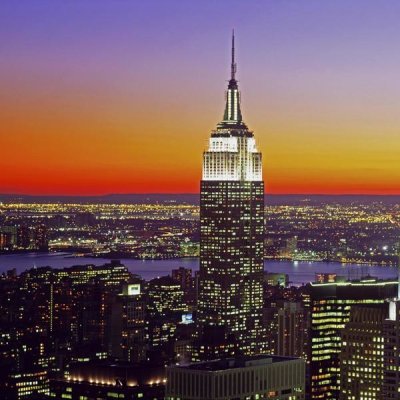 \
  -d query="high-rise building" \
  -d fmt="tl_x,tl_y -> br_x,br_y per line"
262,300 -> 307,359
0,232 -> 8,250
109,282 -> 148,363
196,32 -> 265,360
33,224 -> 48,251
4,370 -> 49,399
17,225 -> 30,249
306,278 -> 397,400
382,299 -> 400,399
148,276 -> 187,317
147,276 -> 188,359
172,267 -> 196,311
172,267 -> 192,291
77,283 -> 110,351
0,226 -> 17,250
282,236 -> 298,259
276,301 -> 307,358
339,304 -> 387,400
